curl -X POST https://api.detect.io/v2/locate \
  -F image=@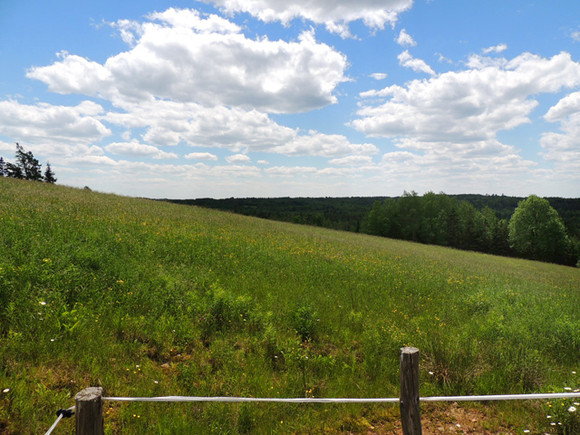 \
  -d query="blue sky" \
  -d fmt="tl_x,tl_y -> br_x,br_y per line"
1,0 -> 579,198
